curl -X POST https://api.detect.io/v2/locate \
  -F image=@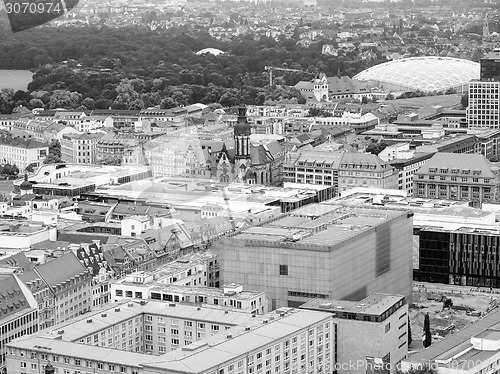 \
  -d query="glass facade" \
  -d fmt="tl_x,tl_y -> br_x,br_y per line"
416,229 -> 500,287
